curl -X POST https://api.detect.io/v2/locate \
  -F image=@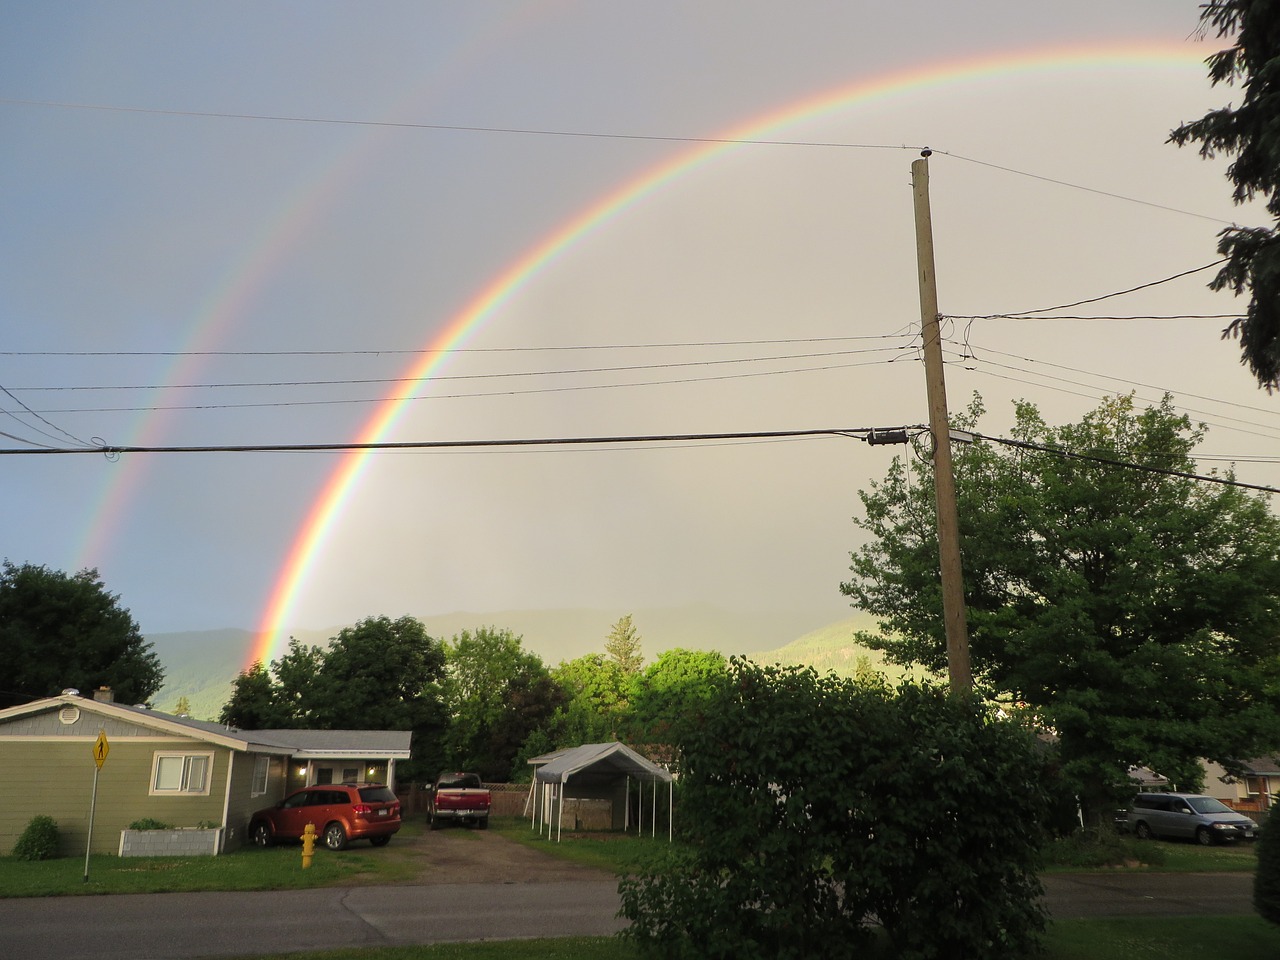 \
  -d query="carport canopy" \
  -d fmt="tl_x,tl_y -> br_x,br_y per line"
533,741 -> 672,786
529,741 -> 672,841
